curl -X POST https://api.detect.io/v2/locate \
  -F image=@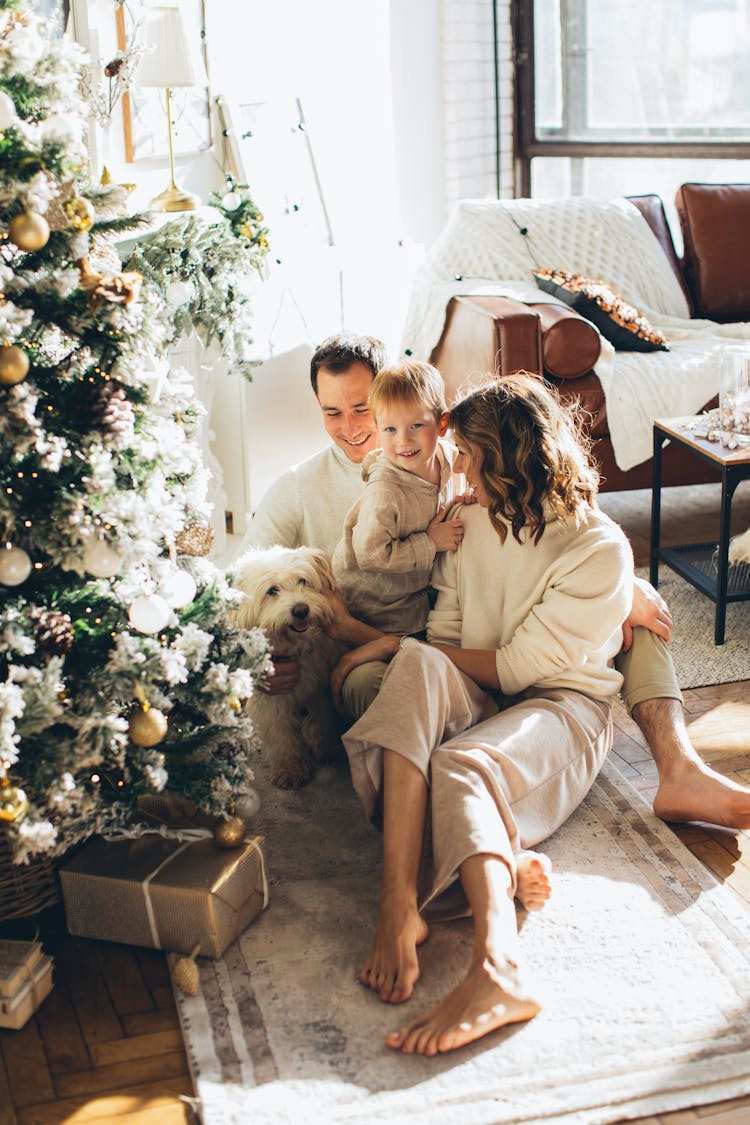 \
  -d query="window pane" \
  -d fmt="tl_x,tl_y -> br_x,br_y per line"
534,0 -> 750,140
530,156 -> 750,250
